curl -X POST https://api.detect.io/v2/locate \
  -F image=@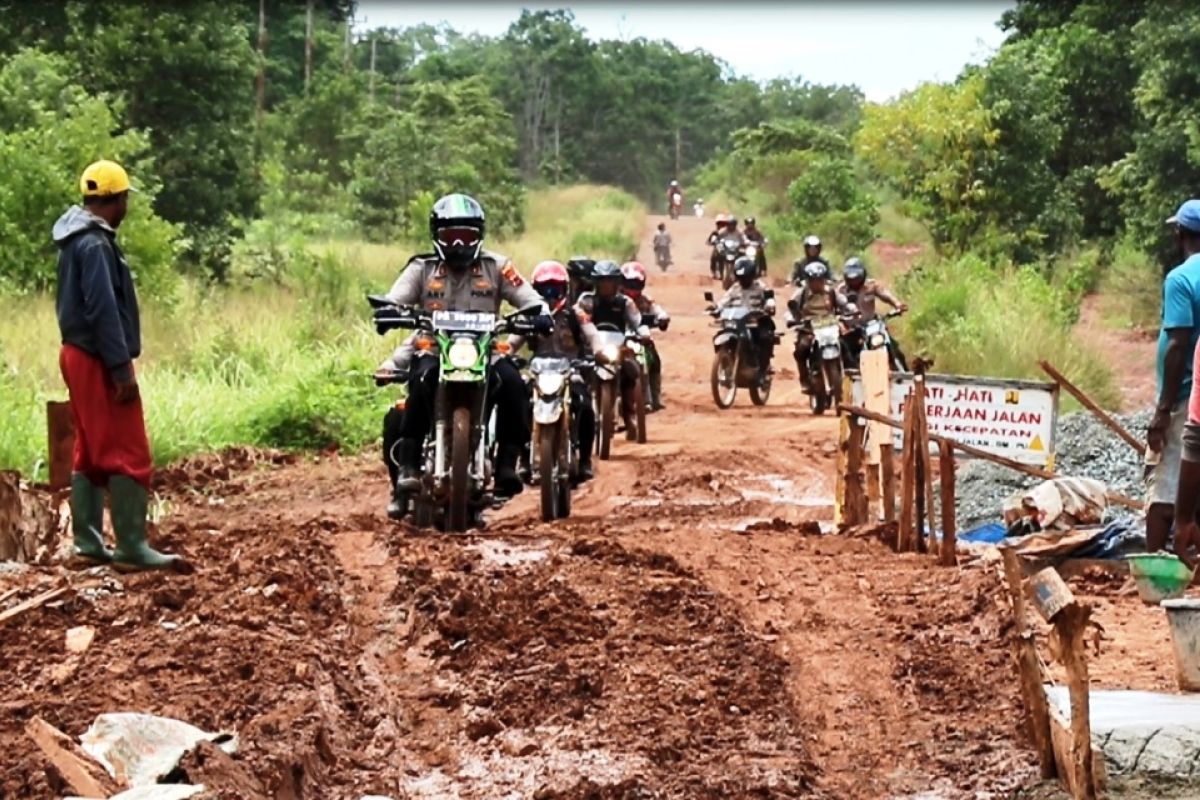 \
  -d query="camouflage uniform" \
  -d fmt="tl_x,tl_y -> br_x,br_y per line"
786,284 -> 855,388
575,291 -> 643,422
